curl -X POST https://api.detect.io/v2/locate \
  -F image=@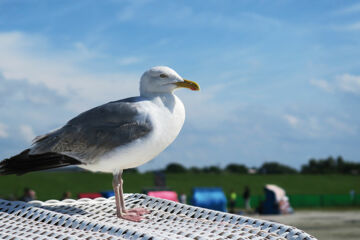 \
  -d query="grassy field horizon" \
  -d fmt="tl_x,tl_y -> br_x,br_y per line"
0,171 -> 359,202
